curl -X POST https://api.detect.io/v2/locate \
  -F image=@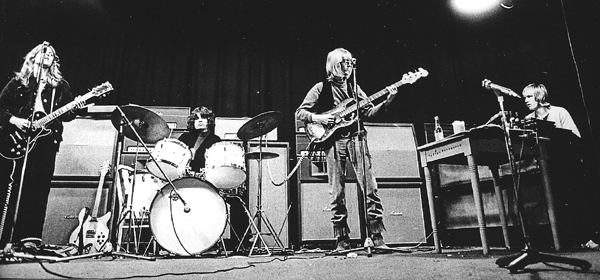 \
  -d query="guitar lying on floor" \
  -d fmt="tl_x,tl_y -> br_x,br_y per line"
0,81 -> 113,160
304,68 -> 429,143
69,161 -> 112,253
